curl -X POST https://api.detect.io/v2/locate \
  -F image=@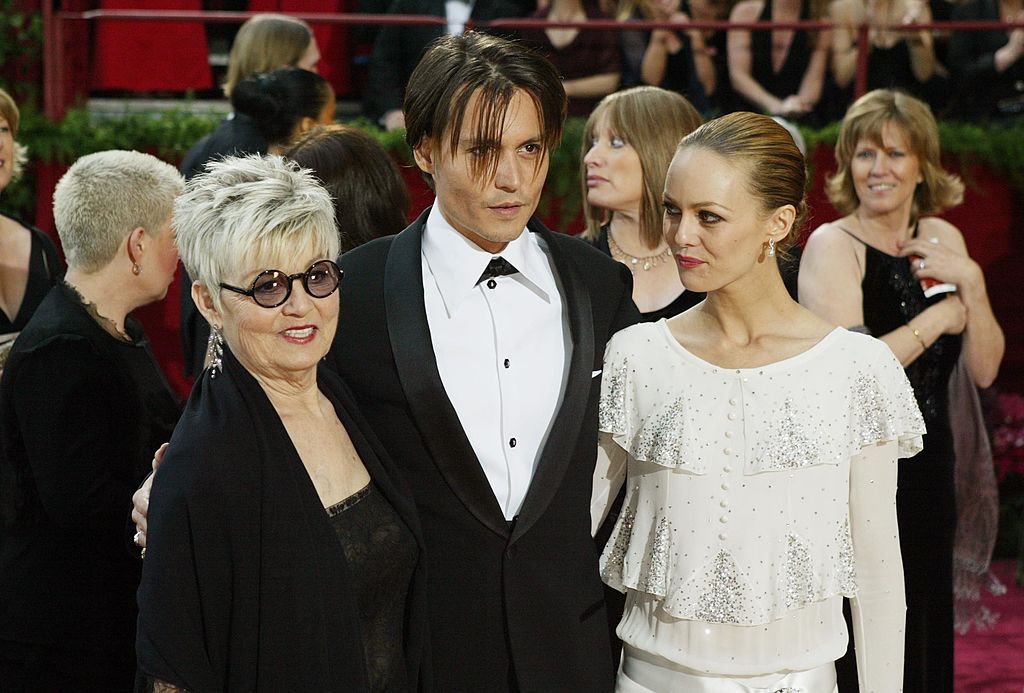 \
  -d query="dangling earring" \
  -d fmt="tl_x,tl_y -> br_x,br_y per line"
767,238 -> 776,257
132,263 -> 142,275
206,325 -> 224,378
